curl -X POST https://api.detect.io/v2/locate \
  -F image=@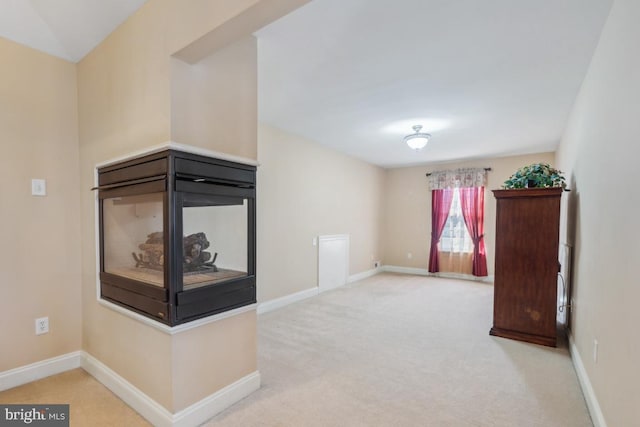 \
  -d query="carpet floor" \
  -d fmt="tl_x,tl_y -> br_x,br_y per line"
206,273 -> 592,427
0,273 -> 592,426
